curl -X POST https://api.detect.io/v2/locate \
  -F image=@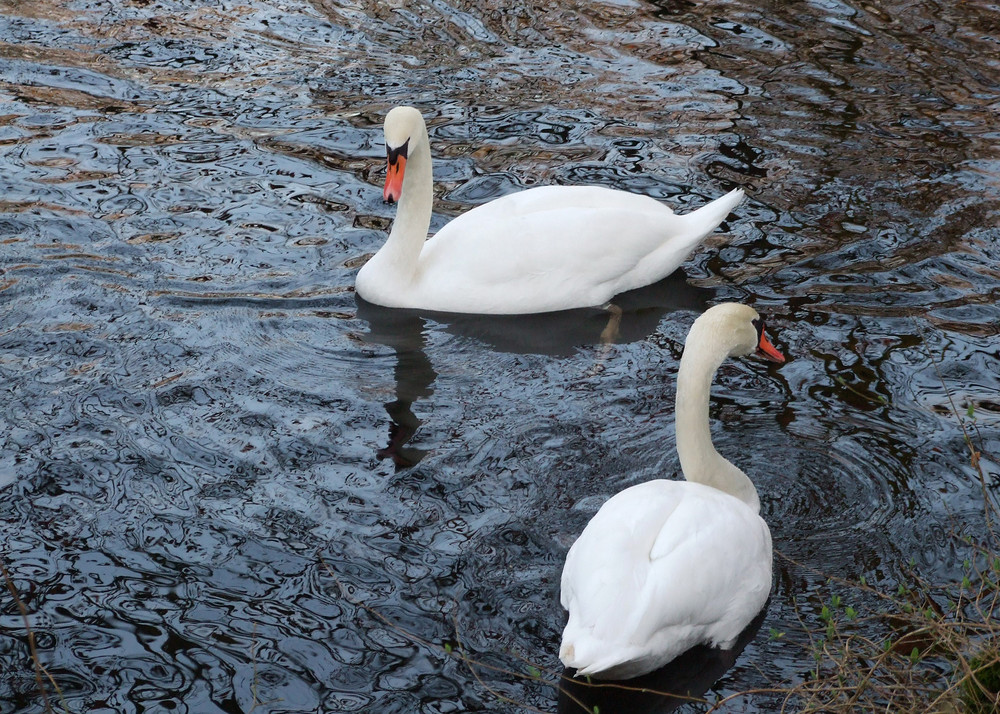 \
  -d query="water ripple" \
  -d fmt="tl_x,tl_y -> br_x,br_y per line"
2,0 -> 999,712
